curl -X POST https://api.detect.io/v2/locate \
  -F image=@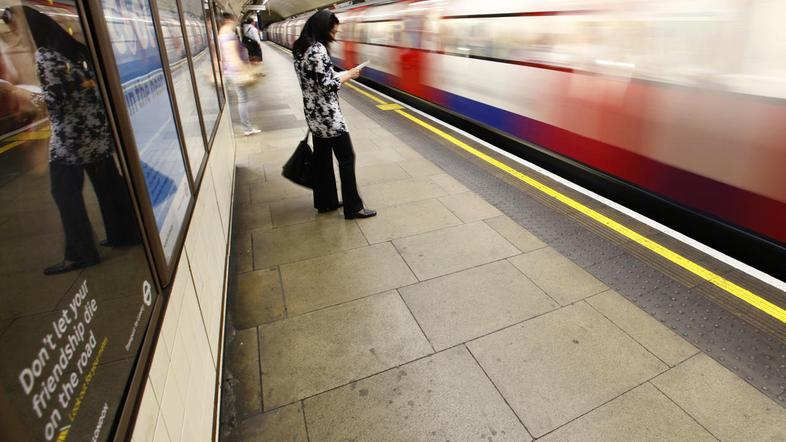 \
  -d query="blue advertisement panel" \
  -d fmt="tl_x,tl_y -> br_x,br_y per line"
101,0 -> 192,260
182,0 -> 219,137
157,0 -> 206,176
